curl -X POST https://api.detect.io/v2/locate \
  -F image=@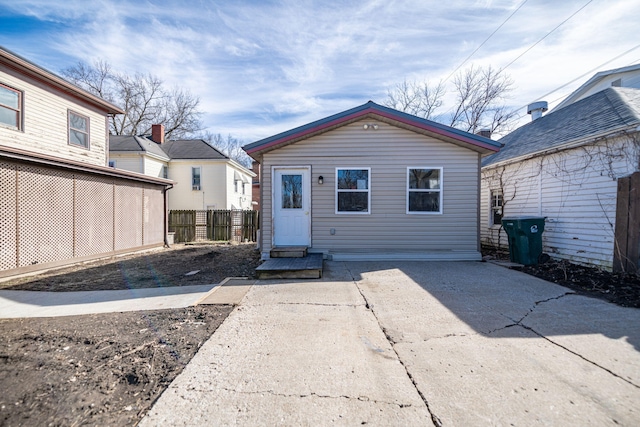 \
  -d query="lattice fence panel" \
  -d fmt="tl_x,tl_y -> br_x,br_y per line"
0,161 -> 17,271
17,164 -> 74,267
75,174 -> 115,257
143,185 -> 165,245
114,180 -> 143,251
